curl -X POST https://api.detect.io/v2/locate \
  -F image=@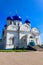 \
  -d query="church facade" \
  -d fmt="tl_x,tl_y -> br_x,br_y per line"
2,15 -> 41,49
